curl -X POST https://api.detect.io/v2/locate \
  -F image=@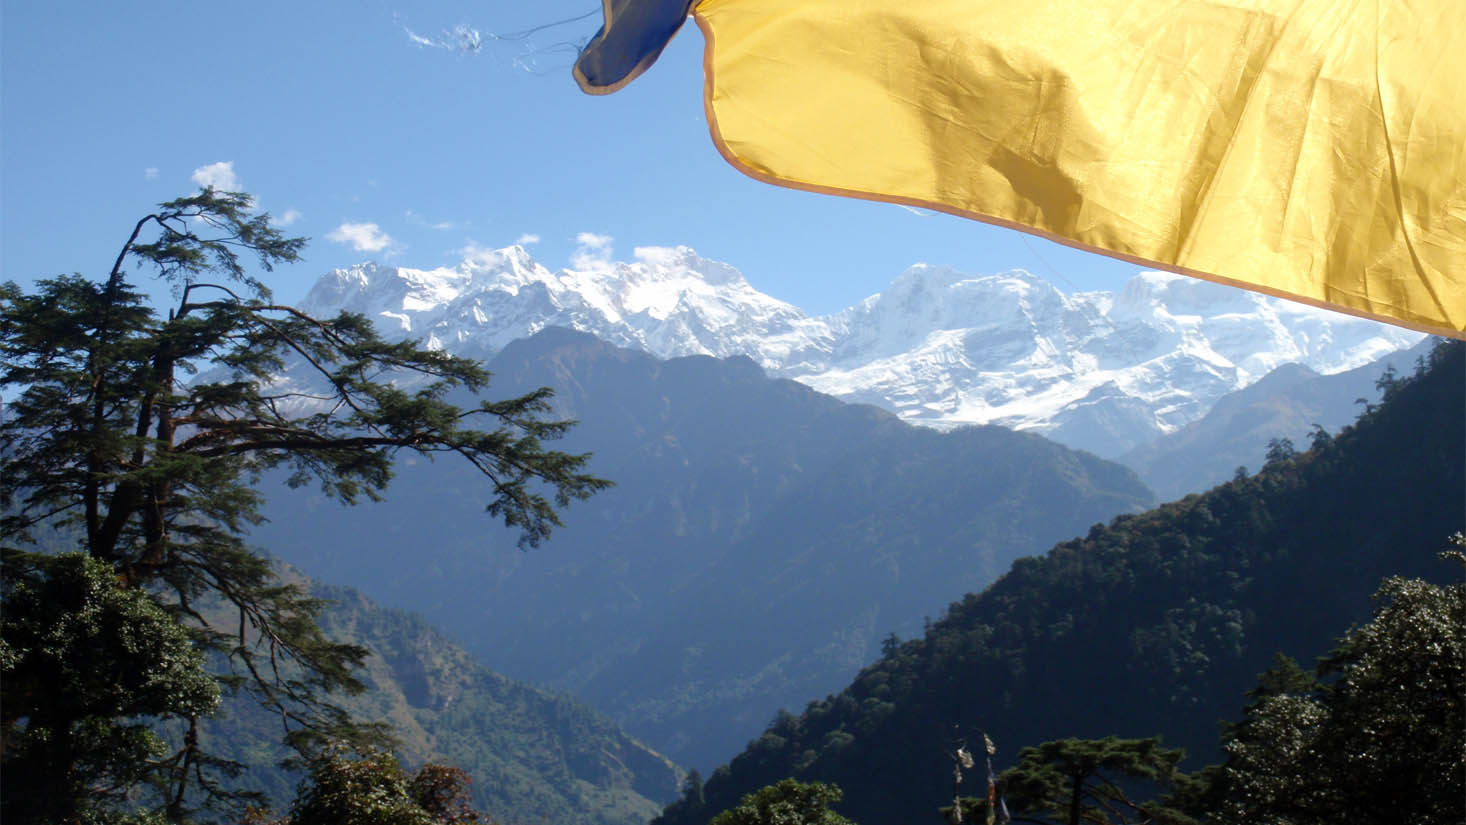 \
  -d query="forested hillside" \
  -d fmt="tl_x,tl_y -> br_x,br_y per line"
200,576 -> 681,825
250,327 -> 1154,768
2,503 -> 680,825
656,339 -> 1464,825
